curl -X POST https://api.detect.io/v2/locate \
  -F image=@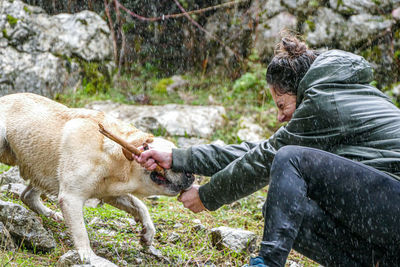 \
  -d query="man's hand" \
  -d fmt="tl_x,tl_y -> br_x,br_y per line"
178,185 -> 206,213
134,149 -> 172,171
